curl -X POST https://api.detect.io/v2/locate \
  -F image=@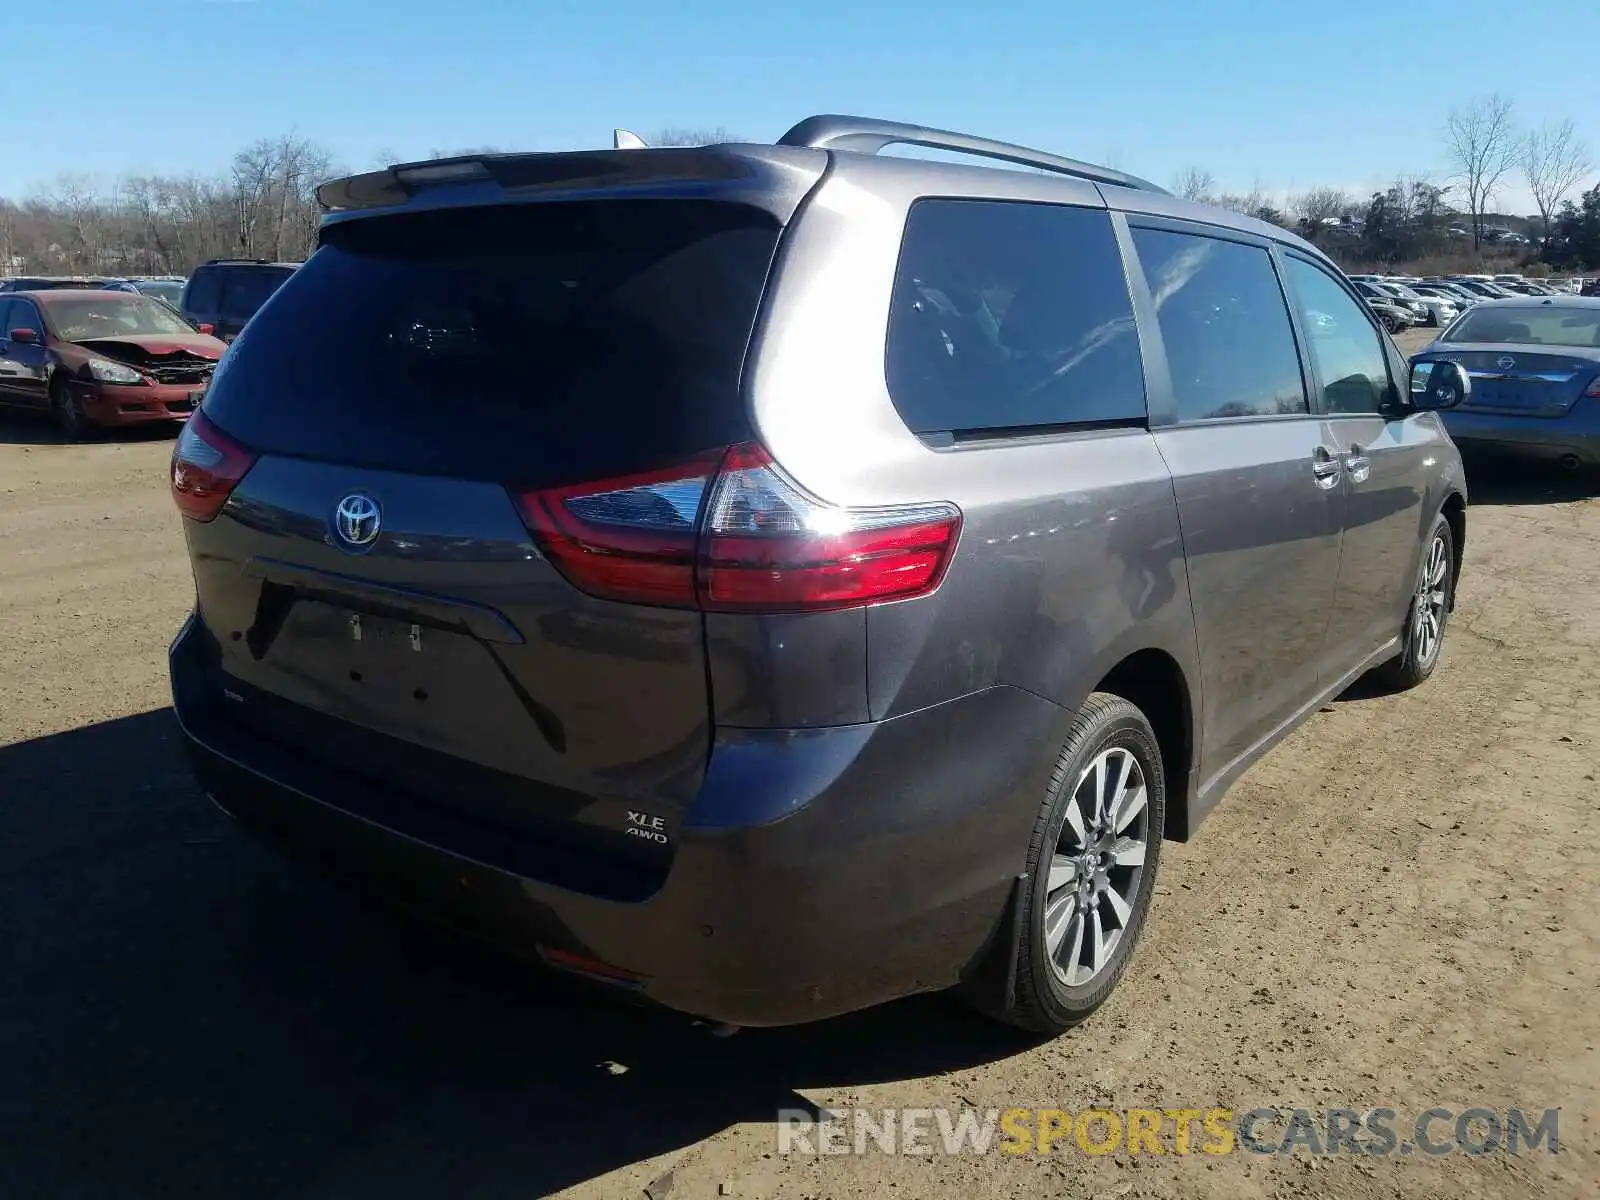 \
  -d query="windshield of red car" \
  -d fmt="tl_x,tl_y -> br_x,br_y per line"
45,294 -> 195,341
